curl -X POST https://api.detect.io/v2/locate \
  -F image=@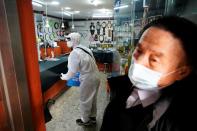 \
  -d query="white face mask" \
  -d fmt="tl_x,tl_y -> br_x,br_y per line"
128,63 -> 162,90
128,62 -> 184,90
67,41 -> 73,48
